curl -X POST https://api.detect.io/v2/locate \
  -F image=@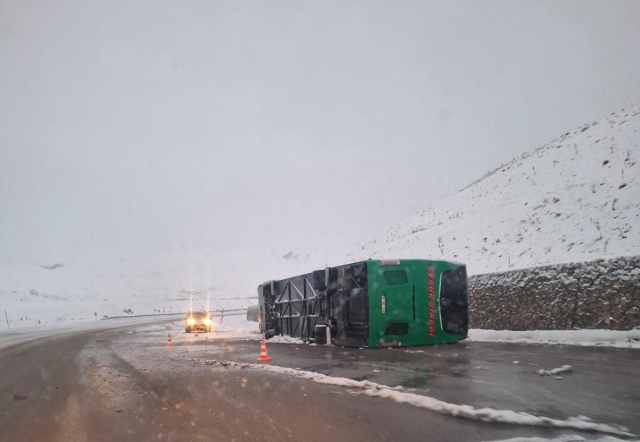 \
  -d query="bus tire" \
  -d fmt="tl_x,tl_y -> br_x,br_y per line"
314,325 -> 327,345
